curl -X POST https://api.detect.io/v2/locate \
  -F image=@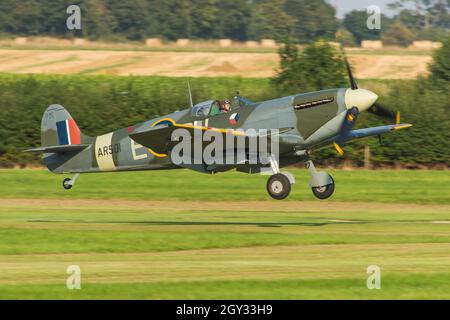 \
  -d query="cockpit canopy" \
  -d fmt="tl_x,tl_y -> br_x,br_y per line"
191,96 -> 253,118
192,100 -> 214,118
